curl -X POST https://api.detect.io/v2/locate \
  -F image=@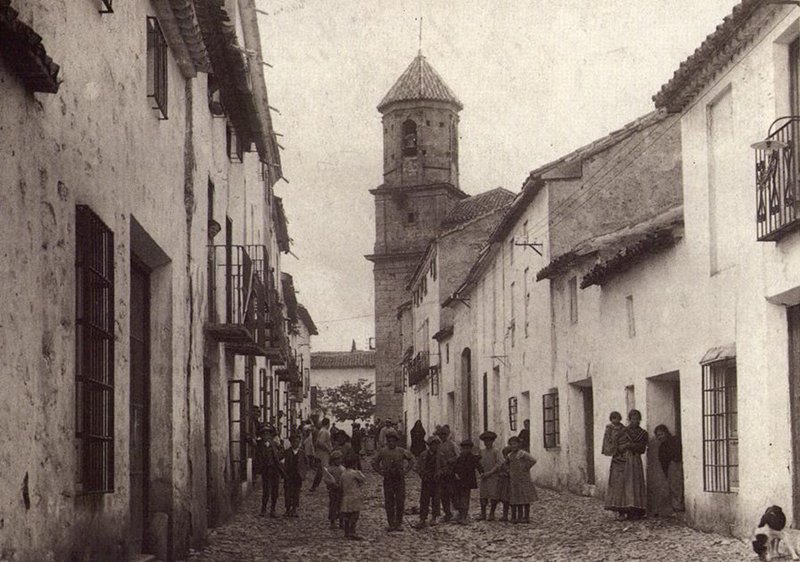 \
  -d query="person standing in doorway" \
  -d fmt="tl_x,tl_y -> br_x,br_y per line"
517,419 -> 531,452
371,428 -> 414,532
655,424 -> 684,513
410,420 -> 427,457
